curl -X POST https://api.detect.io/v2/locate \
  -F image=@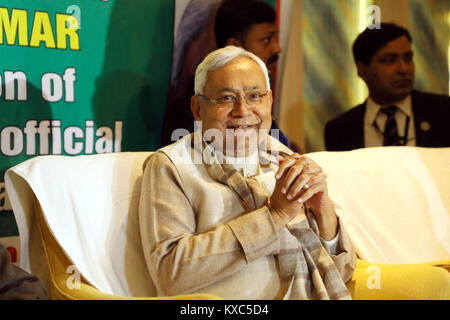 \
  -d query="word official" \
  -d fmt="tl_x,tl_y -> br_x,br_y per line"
0,120 -> 122,156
